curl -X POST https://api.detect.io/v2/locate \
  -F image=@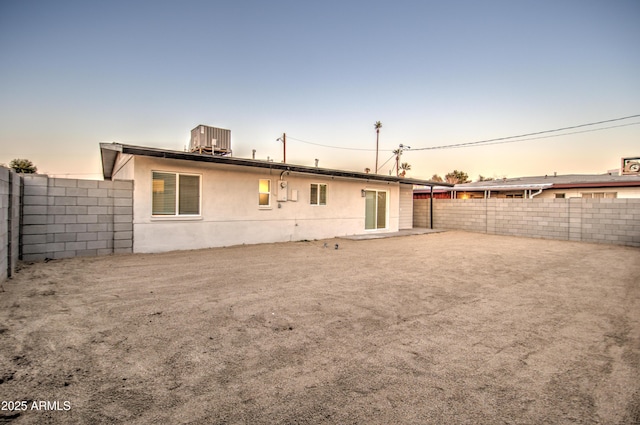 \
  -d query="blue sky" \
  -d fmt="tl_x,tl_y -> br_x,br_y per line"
1,0 -> 638,180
